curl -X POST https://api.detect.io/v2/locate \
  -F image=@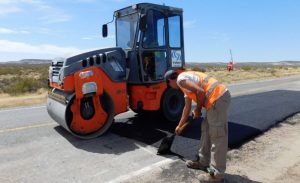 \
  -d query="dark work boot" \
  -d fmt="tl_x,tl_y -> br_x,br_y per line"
198,173 -> 225,183
185,160 -> 208,170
